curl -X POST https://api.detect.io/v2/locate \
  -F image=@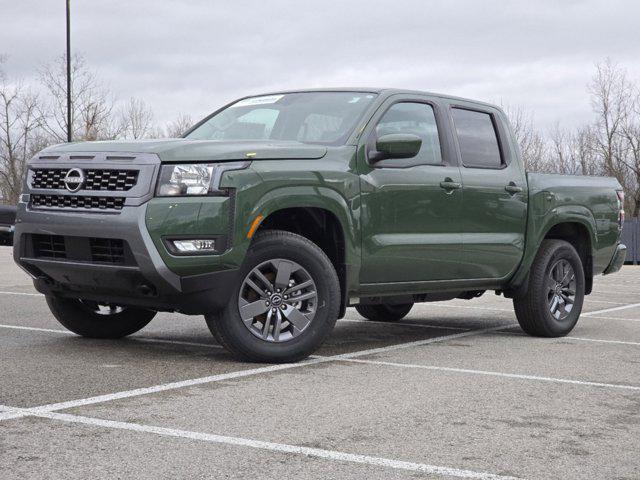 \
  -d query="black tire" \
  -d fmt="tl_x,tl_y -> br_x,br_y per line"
355,303 -> 413,322
205,230 -> 340,363
46,296 -> 156,339
513,239 -> 585,337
